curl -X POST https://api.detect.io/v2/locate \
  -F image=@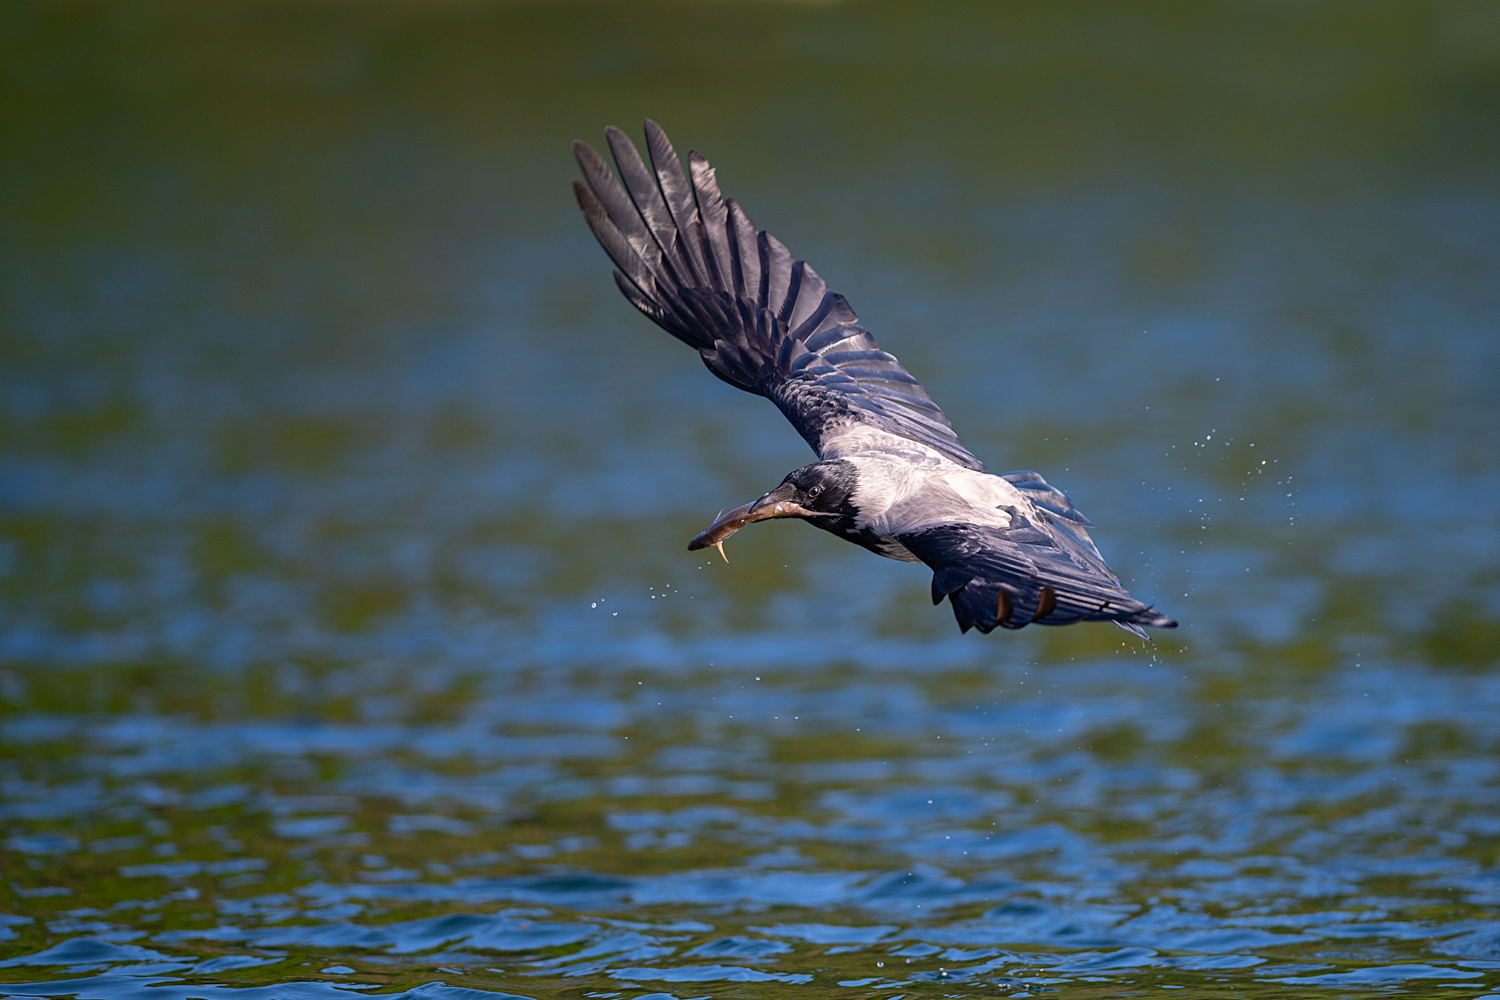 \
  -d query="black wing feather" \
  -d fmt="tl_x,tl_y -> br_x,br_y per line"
898,474 -> 1177,635
688,151 -> 734,287
574,121 -> 984,470
726,199 -> 760,301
